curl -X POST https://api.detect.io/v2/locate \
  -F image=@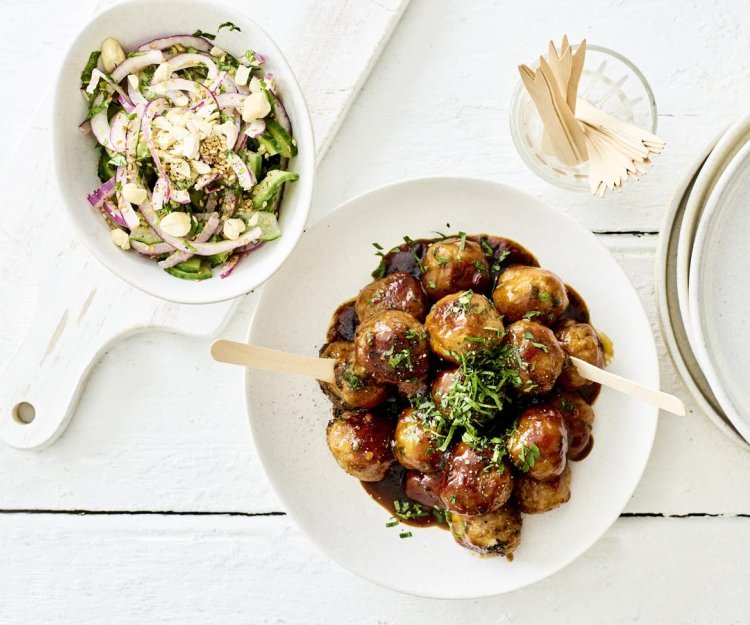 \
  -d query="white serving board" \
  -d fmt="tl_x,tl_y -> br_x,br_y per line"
0,0 -> 409,450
